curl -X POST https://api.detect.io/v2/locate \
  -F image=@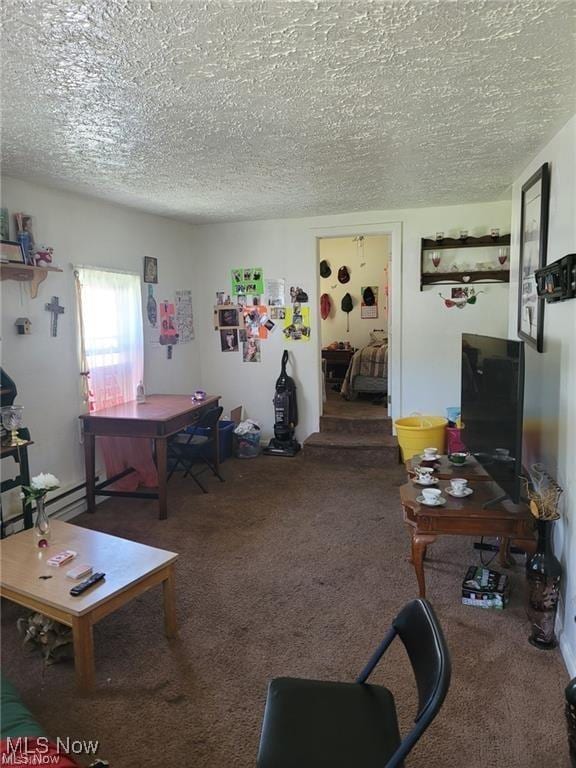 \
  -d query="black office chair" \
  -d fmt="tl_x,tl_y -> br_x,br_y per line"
168,406 -> 224,492
257,598 -> 451,768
